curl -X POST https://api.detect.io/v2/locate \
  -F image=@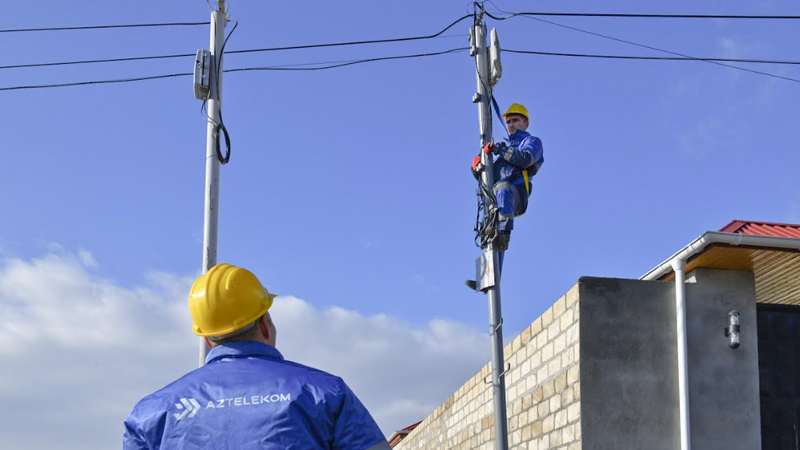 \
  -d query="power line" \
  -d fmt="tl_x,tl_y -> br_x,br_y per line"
226,48 -> 468,72
0,22 -> 207,34
498,11 -> 800,84
504,49 -> 800,66
226,14 -> 472,55
8,8 -> 800,36
0,73 -> 192,91
0,53 -> 196,70
0,14 -> 471,71
0,34 -> 467,71
483,10 -> 800,20
0,48 -> 468,92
